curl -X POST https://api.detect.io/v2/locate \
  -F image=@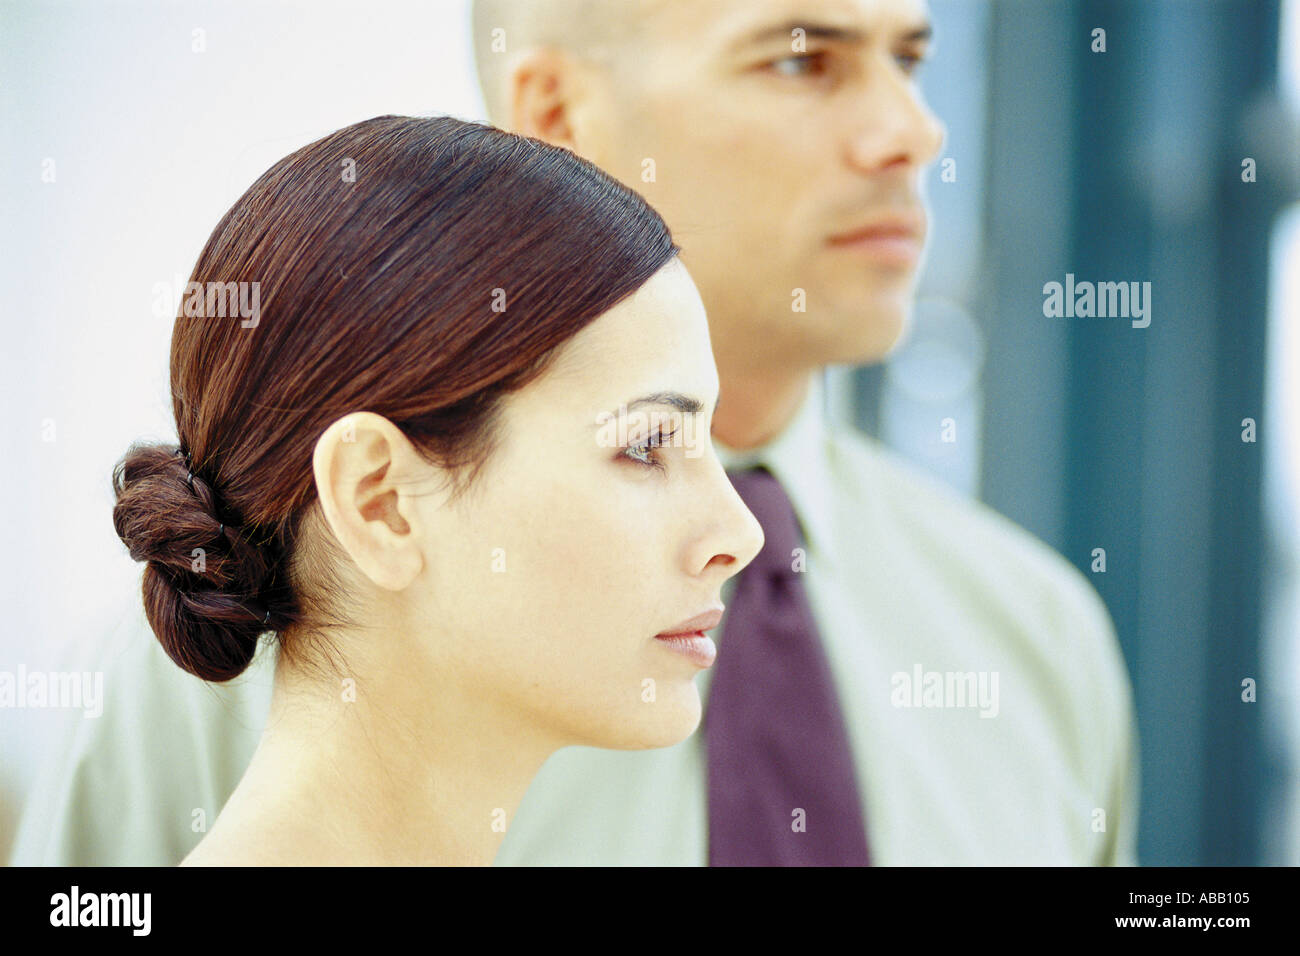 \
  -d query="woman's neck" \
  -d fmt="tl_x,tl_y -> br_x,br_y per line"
183,652 -> 557,866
